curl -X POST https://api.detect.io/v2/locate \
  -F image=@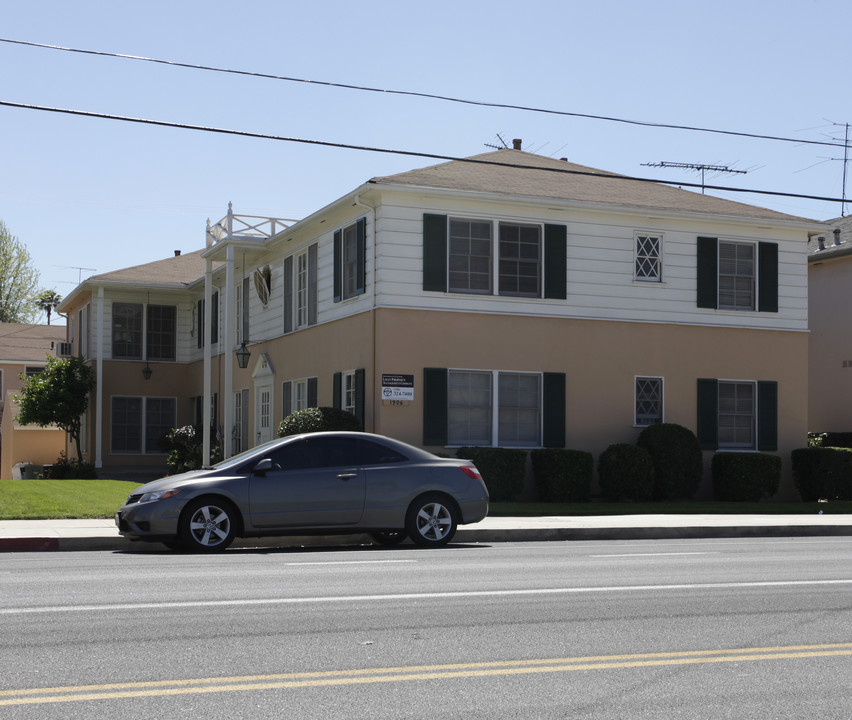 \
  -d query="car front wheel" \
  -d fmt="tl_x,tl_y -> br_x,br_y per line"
405,494 -> 457,547
178,498 -> 236,552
